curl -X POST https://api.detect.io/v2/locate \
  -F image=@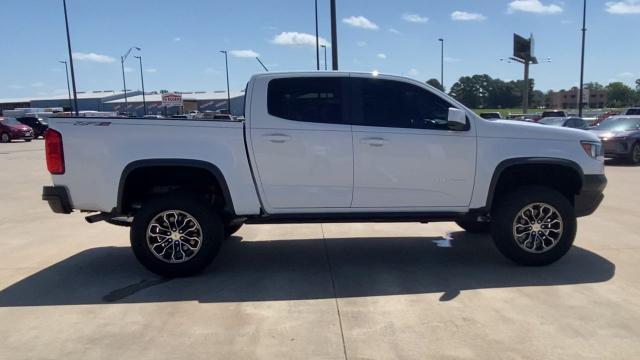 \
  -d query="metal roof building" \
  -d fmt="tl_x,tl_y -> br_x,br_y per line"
104,91 -> 245,116
0,91 -> 141,114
